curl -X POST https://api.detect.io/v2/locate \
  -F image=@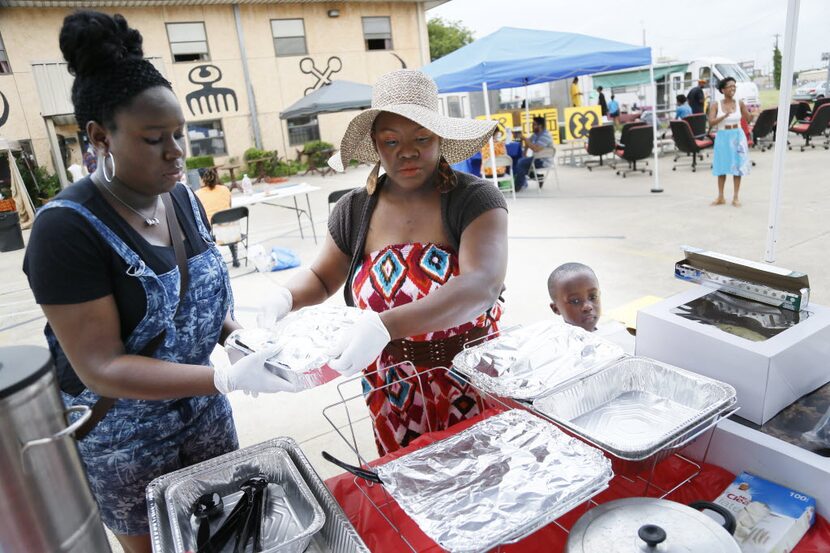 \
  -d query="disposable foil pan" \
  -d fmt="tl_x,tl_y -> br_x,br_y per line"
147,438 -> 367,553
147,438 -> 369,553
226,305 -> 362,389
532,356 -> 737,464
451,320 -> 625,400
163,446 -> 325,553
375,409 -> 613,553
